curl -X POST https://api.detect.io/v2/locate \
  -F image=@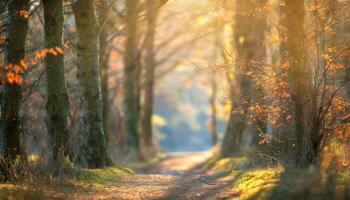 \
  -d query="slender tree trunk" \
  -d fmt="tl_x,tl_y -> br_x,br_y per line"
209,13 -> 222,146
2,0 -> 29,162
283,0 -> 314,167
42,0 -> 69,167
142,0 -> 159,148
135,50 -> 142,128
73,0 -> 108,168
98,0 -> 110,153
124,0 -> 141,157
209,75 -> 218,146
